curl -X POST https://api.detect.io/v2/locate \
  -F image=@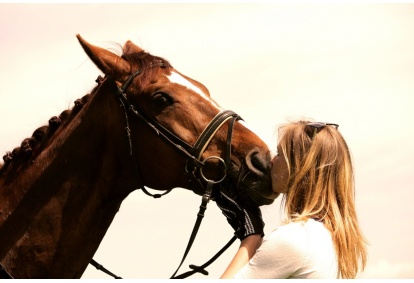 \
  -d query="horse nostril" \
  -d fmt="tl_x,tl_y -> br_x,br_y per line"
246,148 -> 269,175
